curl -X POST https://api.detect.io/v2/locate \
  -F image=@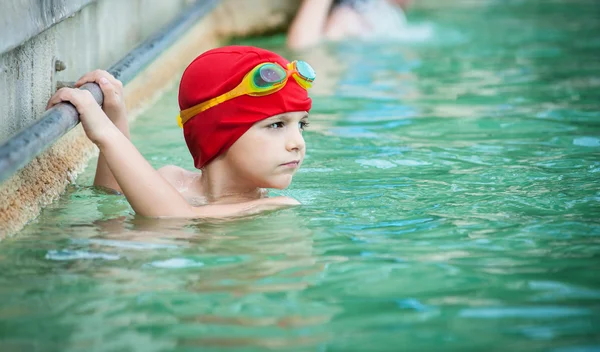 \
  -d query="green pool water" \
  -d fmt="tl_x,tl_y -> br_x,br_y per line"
1,0 -> 600,350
